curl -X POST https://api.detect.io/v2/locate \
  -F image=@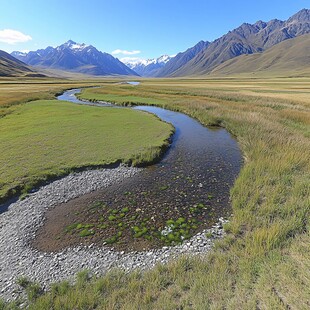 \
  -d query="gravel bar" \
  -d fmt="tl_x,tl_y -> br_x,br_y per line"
0,166 -> 226,301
